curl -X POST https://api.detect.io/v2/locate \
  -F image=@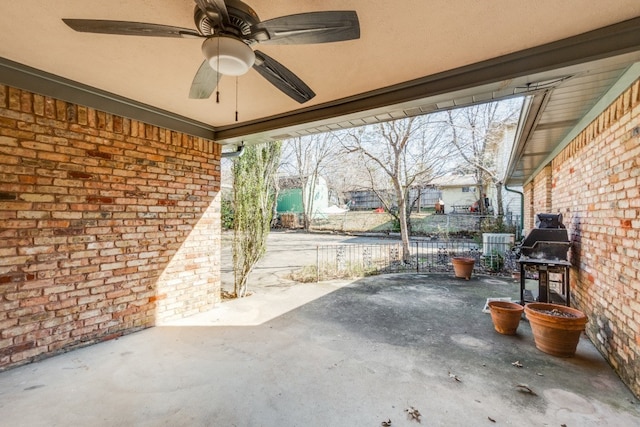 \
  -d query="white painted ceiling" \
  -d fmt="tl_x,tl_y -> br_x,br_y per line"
1,1 -> 640,184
